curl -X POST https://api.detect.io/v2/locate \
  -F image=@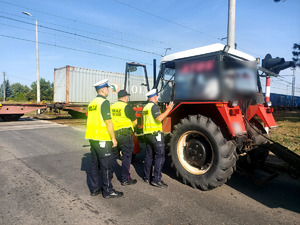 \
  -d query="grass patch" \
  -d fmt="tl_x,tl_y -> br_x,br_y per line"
269,111 -> 300,155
